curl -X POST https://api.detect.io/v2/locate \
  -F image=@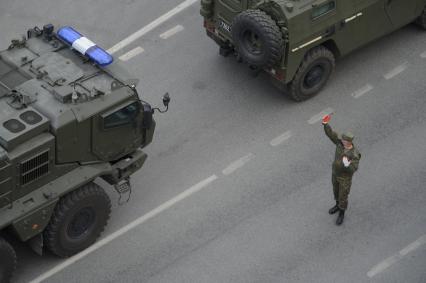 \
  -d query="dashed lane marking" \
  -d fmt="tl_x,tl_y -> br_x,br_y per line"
367,255 -> 400,278
270,131 -> 292,147
399,234 -> 426,256
119,46 -> 145,61
160,25 -> 184,39
308,108 -> 334,125
351,84 -> 373,99
29,175 -> 218,283
222,153 -> 255,176
383,63 -> 408,80
107,0 -> 198,54
367,234 -> 426,278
